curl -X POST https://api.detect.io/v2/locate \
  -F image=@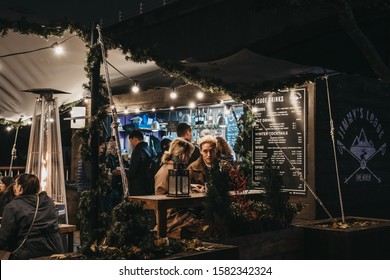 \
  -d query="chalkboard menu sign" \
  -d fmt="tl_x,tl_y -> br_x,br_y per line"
252,89 -> 306,194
